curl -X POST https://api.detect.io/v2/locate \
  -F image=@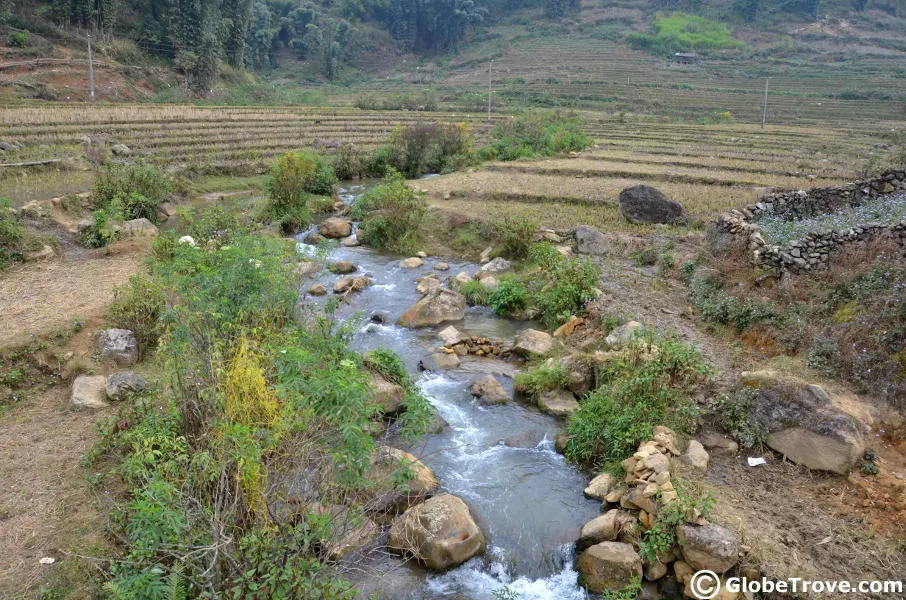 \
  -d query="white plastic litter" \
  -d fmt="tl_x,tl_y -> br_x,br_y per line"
39,557 -> 56,565
747,457 -> 767,467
